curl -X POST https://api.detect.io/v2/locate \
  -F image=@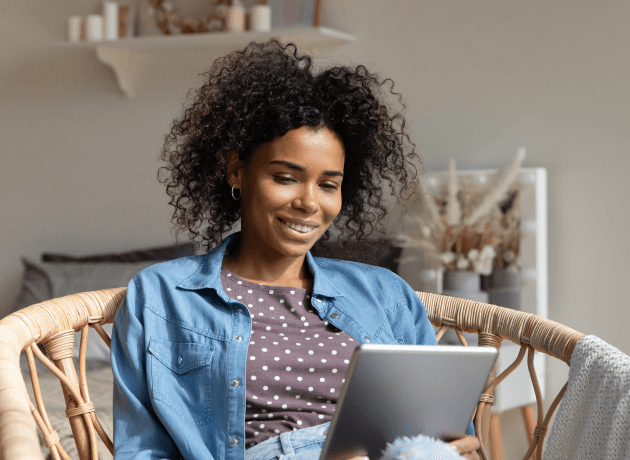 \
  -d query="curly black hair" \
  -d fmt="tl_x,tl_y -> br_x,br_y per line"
158,39 -> 420,253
